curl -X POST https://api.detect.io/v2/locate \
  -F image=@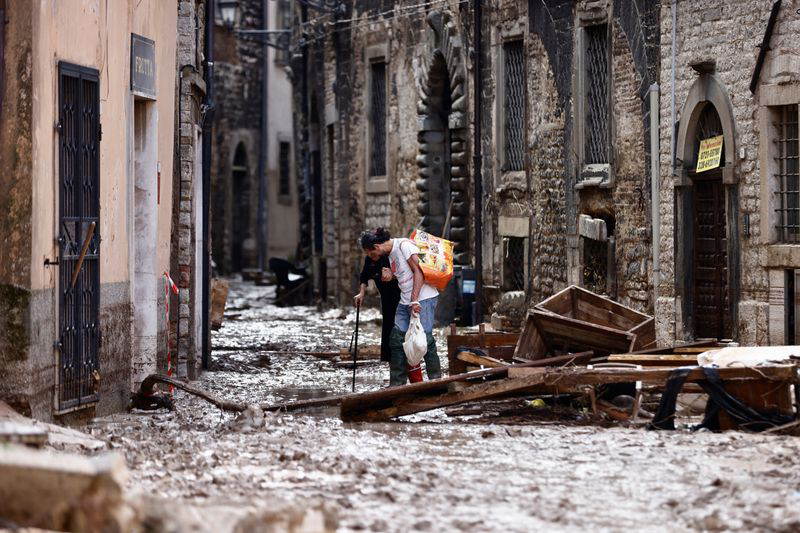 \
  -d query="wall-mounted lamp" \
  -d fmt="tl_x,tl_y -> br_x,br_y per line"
218,0 -> 240,29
